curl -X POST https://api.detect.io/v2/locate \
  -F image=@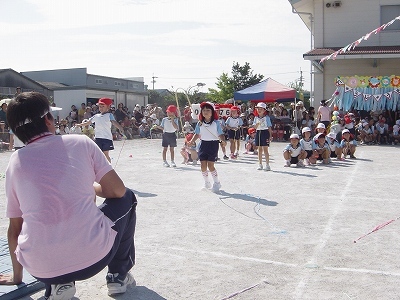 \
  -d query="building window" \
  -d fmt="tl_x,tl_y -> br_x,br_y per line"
114,81 -> 121,86
381,5 -> 400,31
95,79 -> 103,84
